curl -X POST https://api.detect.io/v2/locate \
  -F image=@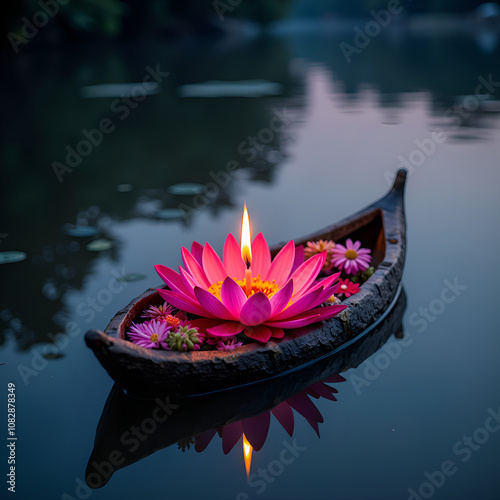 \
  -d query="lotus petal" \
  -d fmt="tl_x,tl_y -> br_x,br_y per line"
202,243 -> 227,284
191,241 -> 204,266
264,240 -> 295,285
195,429 -> 217,452
220,277 -> 247,318
244,324 -> 272,343
207,321 -> 245,337
194,287 -> 235,321
306,418 -> 320,438
292,245 -> 305,273
269,327 -> 285,338
271,288 -> 324,321
265,313 -> 321,329
286,393 -> 324,423
242,412 -> 271,451
181,247 -> 210,288
158,289 -> 215,318
178,266 -> 199,298
223,233 -> 245,280
251,232 -> 271,277
271,402 -> 294,436
222,421 -> 243,454
289,252 -> 326,300
155,265 -> 192,296
239,292 -> 272,325
189,318 -> 229,334
269,279 -> 294,316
